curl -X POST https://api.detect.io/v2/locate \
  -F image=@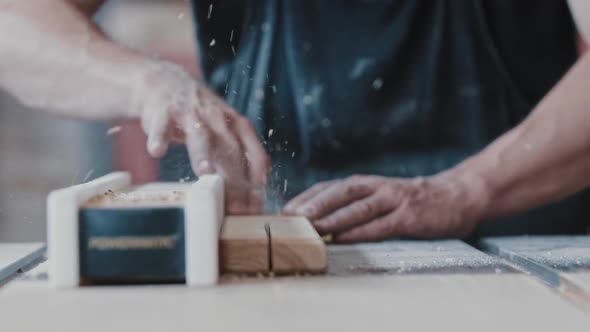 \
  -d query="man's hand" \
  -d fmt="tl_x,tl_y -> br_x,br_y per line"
0,1 -> 270,214
283,174 -> 488,243
135,60 -> 271,214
